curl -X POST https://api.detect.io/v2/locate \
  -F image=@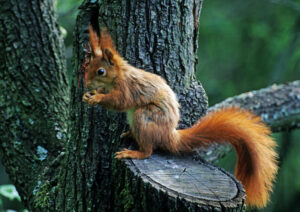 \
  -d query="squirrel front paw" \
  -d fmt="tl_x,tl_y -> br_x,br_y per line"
88,94 -> 103,106
82,91 -> 103,106
82,91 -> 93,102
